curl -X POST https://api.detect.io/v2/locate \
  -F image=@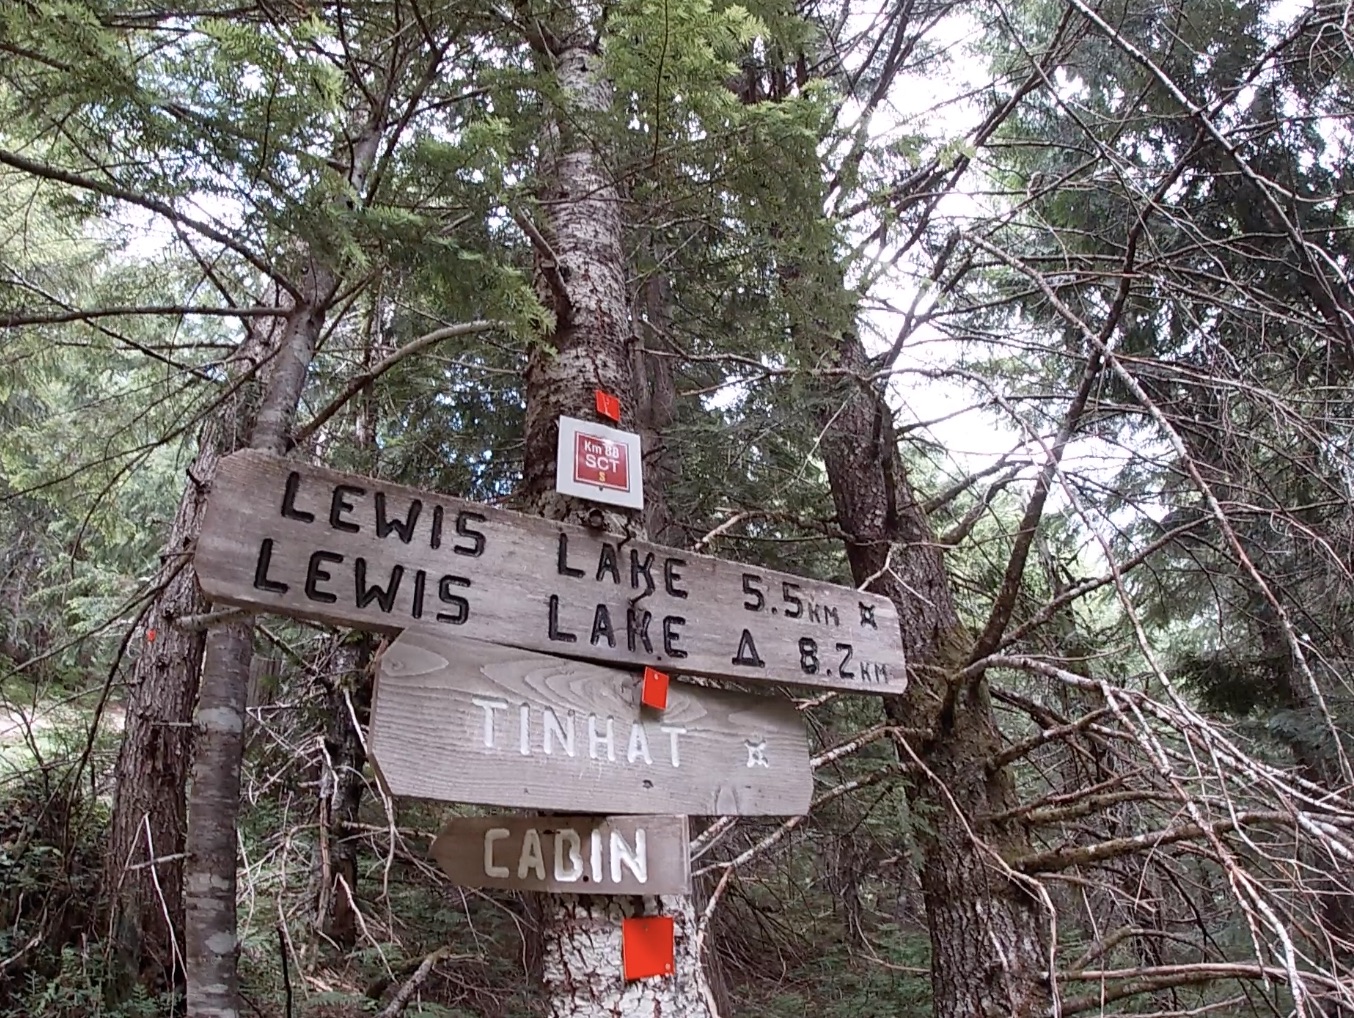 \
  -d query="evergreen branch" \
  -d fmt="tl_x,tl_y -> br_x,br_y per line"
922,454 -> 1030,515
986,708 -> 1115,772
0,146 -> 299,299
935,465 -> 1025,548
2,275 -> 225,378
1064,0 -> 1353,342
1021,789 -> 1175,827
510,210 -> 571,323
0,305 -> 289,328
960,125 -> 1190,665
292,319 -> 500,444
992,519 -> 1209,652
